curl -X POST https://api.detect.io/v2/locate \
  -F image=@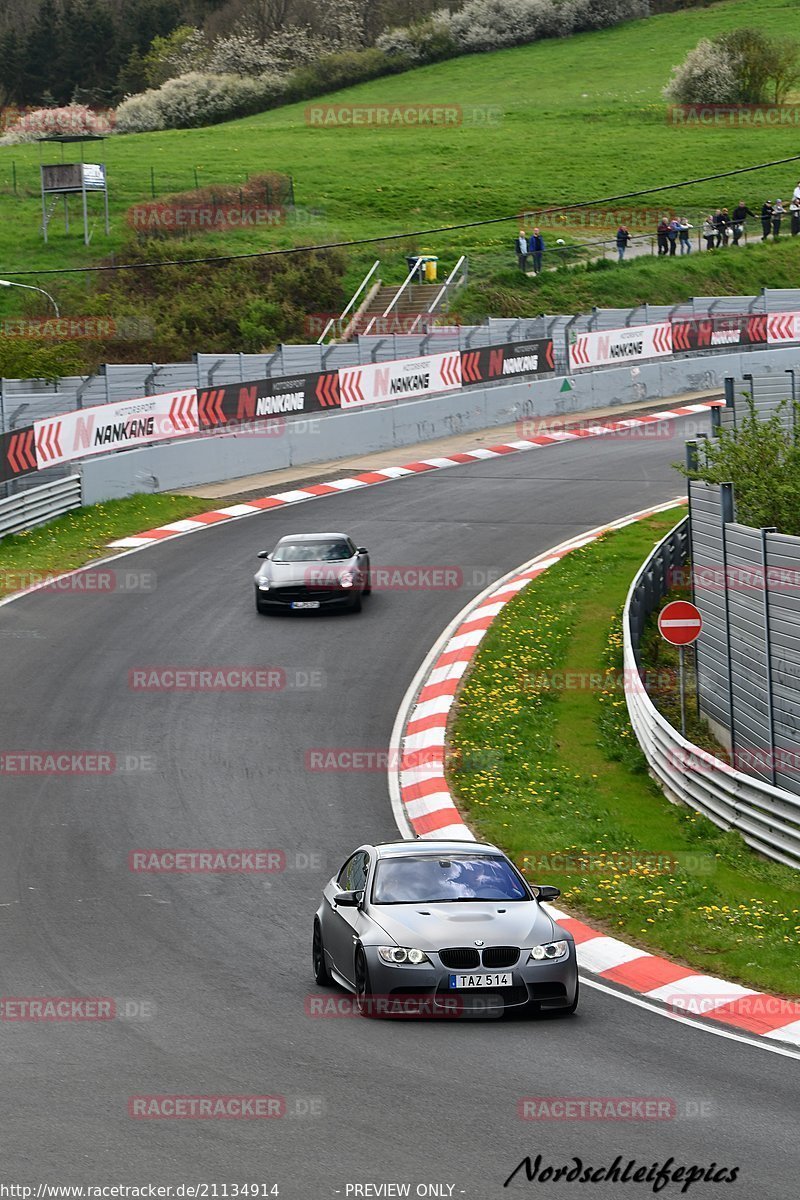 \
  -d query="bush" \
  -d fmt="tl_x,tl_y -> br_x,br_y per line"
287,48 -> 400,101
665,28 -> 800,105
382,0 -> 647,63
115,72 -> 287,133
